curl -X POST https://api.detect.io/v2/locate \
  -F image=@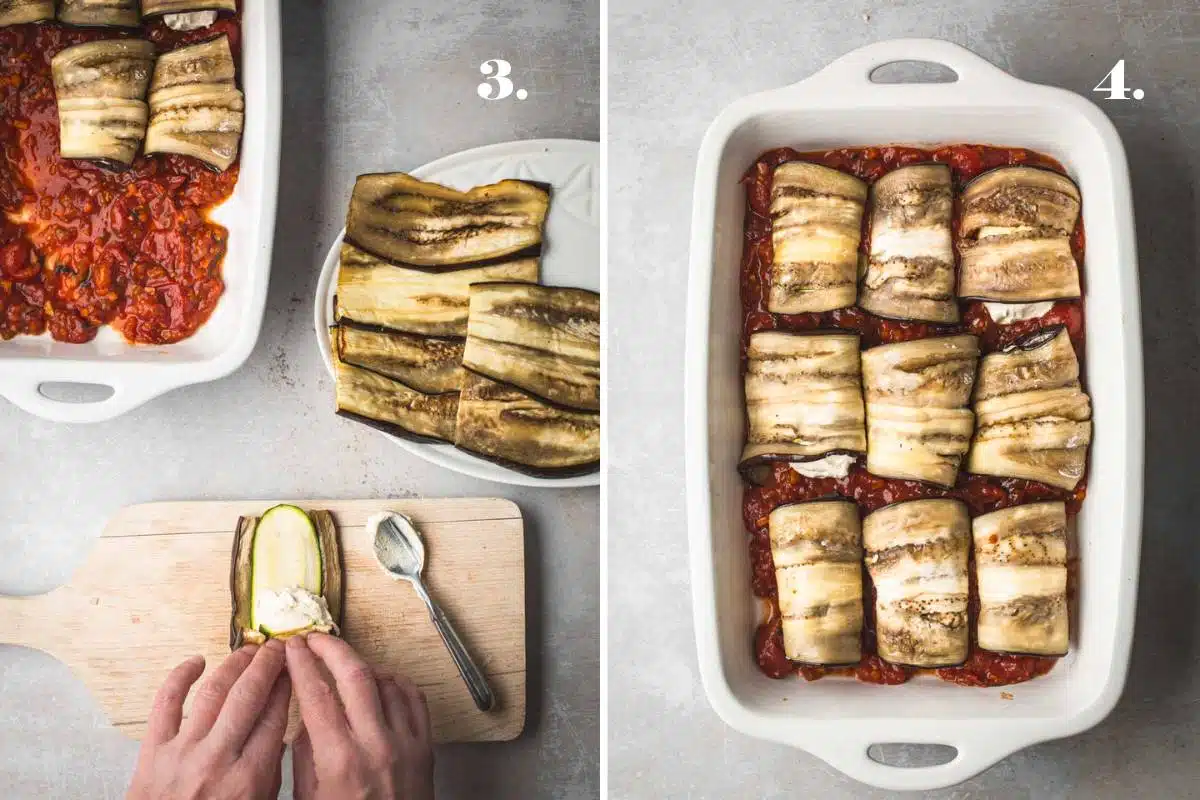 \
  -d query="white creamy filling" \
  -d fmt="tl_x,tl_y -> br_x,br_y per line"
870,225 -> 952,261
254,588 -> 335,634
789,453 -> 855,479
983,301 -> 1054,324
164,10 -> 218,30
